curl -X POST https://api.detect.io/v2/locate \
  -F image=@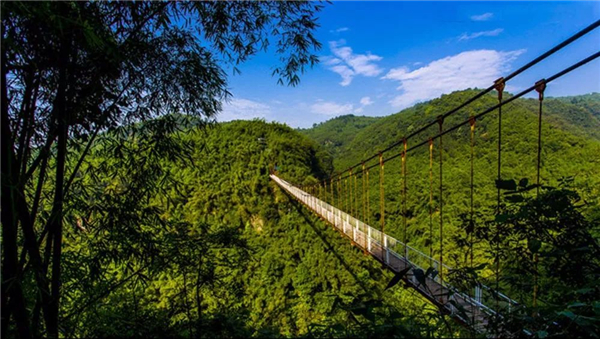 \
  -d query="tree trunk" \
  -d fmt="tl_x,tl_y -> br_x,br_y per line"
1,45 -> 32,339
45,38 -> 71,339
